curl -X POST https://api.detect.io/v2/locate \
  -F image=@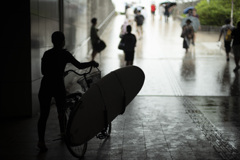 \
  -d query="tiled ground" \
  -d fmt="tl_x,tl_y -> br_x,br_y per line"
1,13 -> 240,160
